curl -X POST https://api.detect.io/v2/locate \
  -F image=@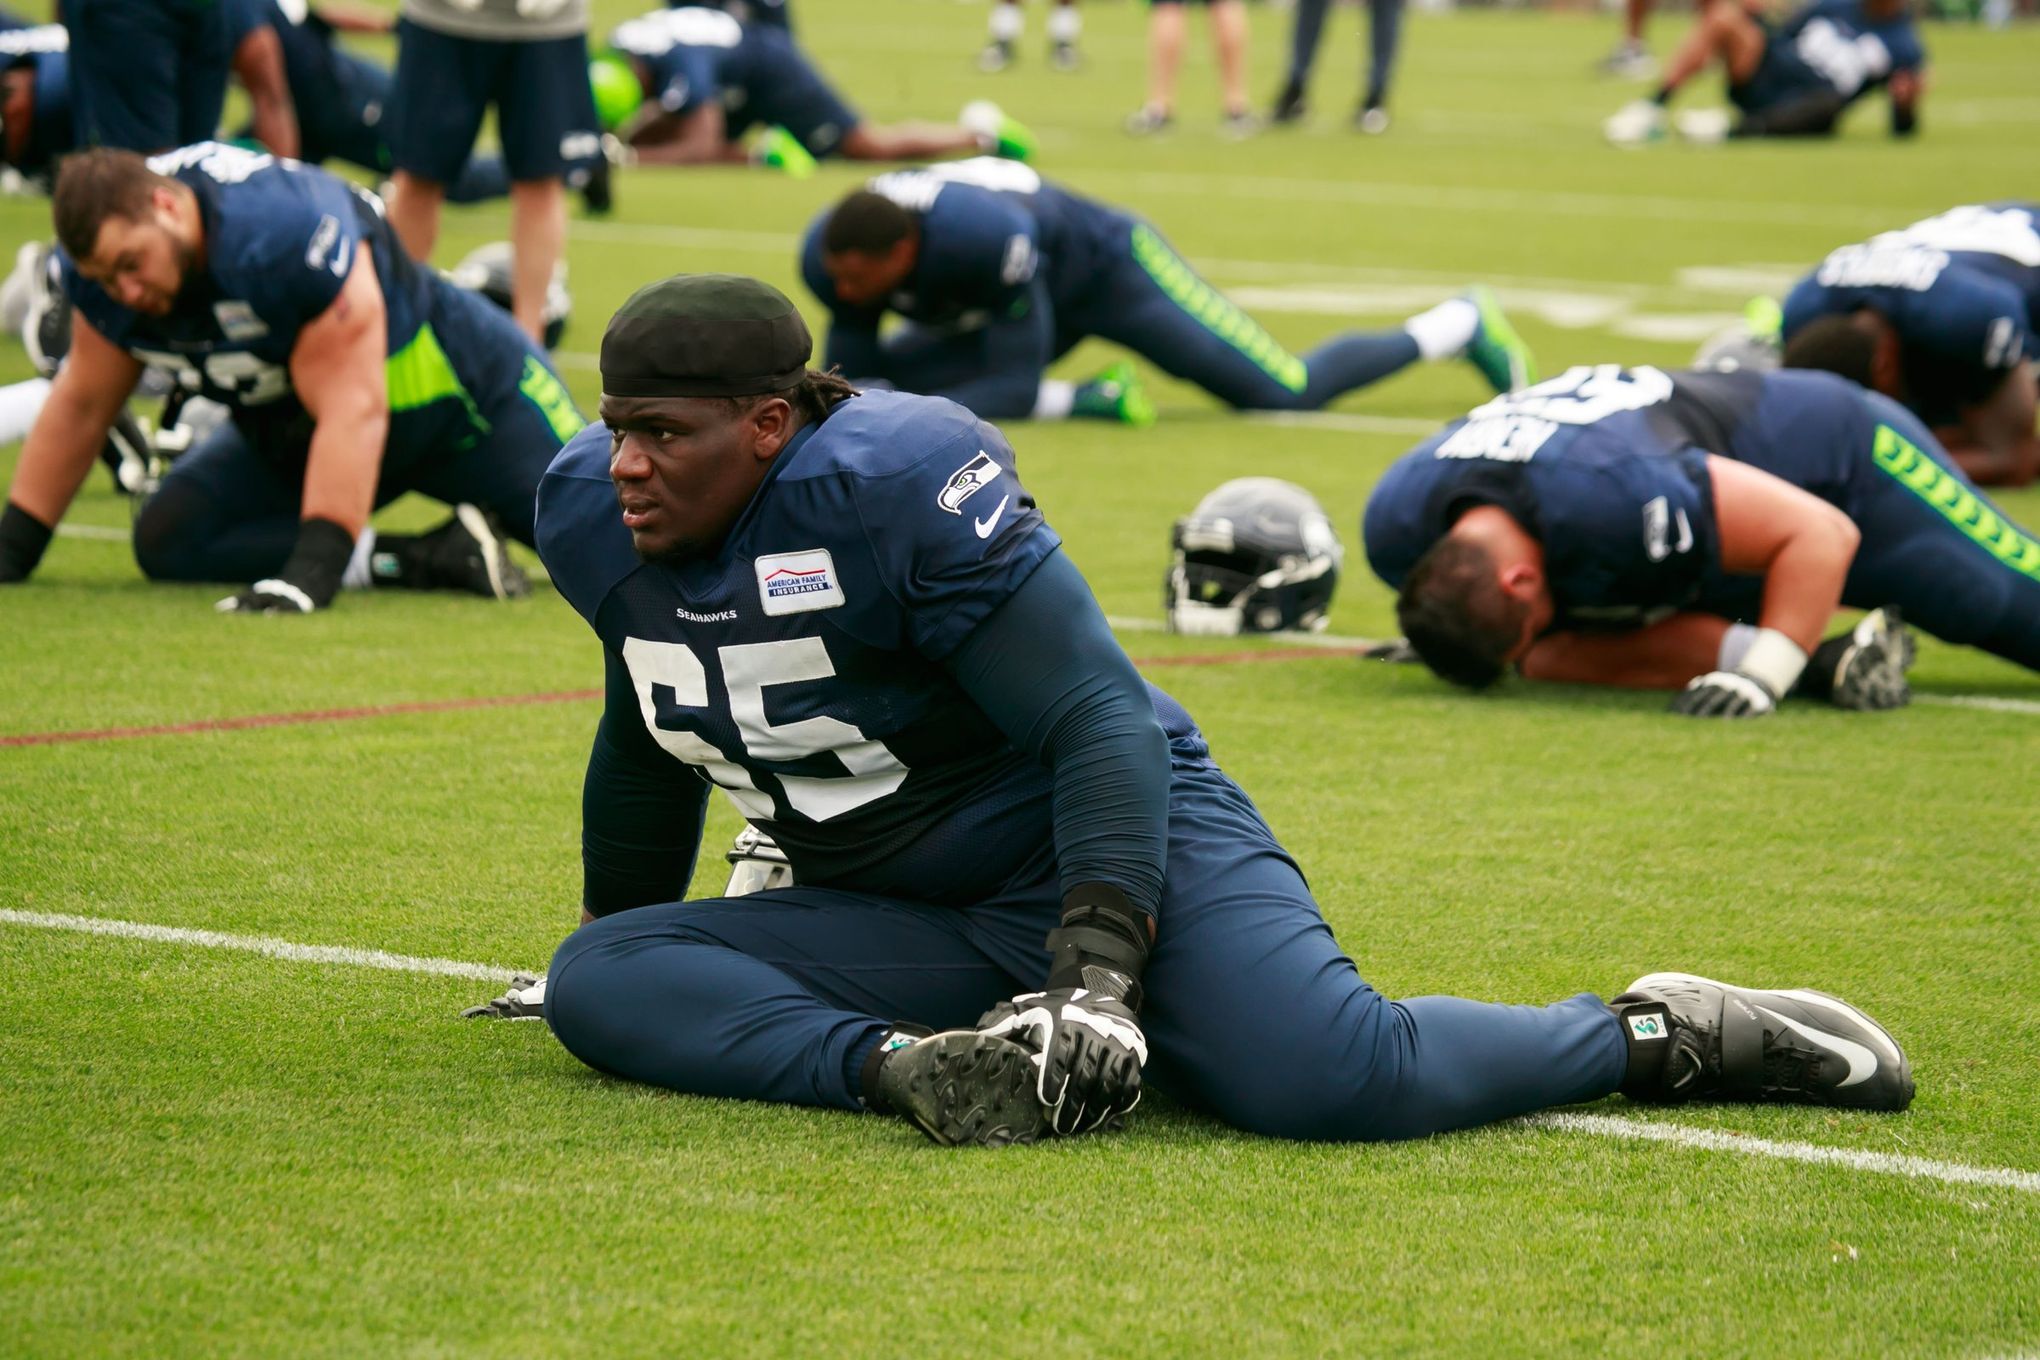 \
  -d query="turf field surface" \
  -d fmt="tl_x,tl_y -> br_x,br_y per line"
3,3 -> 2039,1356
